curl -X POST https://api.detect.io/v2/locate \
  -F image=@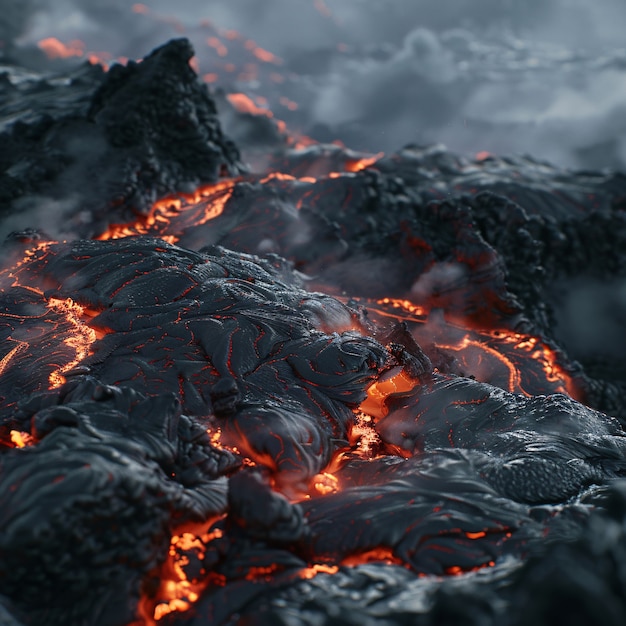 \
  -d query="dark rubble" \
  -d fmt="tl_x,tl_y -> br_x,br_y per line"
0,36 -> 626,626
